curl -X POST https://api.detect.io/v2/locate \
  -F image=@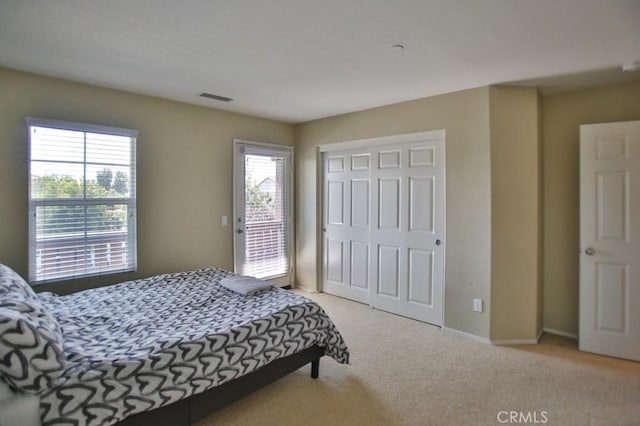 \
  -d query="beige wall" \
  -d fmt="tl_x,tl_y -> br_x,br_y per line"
4,65 -> 637,340
0,67 -> 294,294
295,87 -> 493,338
543,80 -> 640,335
489,86 -> 542,341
